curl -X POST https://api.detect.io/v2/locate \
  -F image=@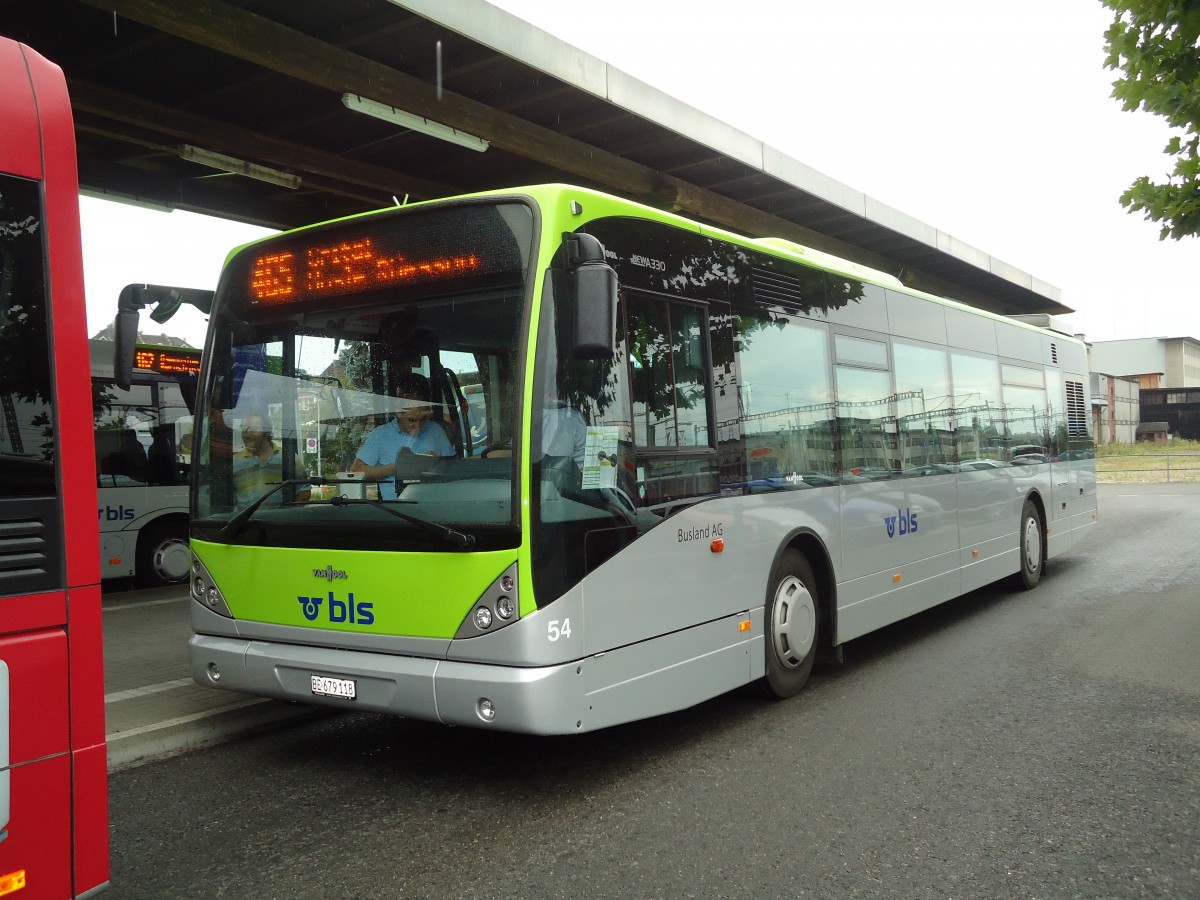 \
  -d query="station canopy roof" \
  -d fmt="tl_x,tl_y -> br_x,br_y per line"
0,0 -> 1070,317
